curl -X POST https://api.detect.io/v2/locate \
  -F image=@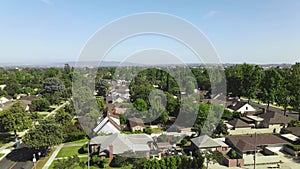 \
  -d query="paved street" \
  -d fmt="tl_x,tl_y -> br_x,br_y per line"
0,101 -> 70,169
0,145 -> 35,169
